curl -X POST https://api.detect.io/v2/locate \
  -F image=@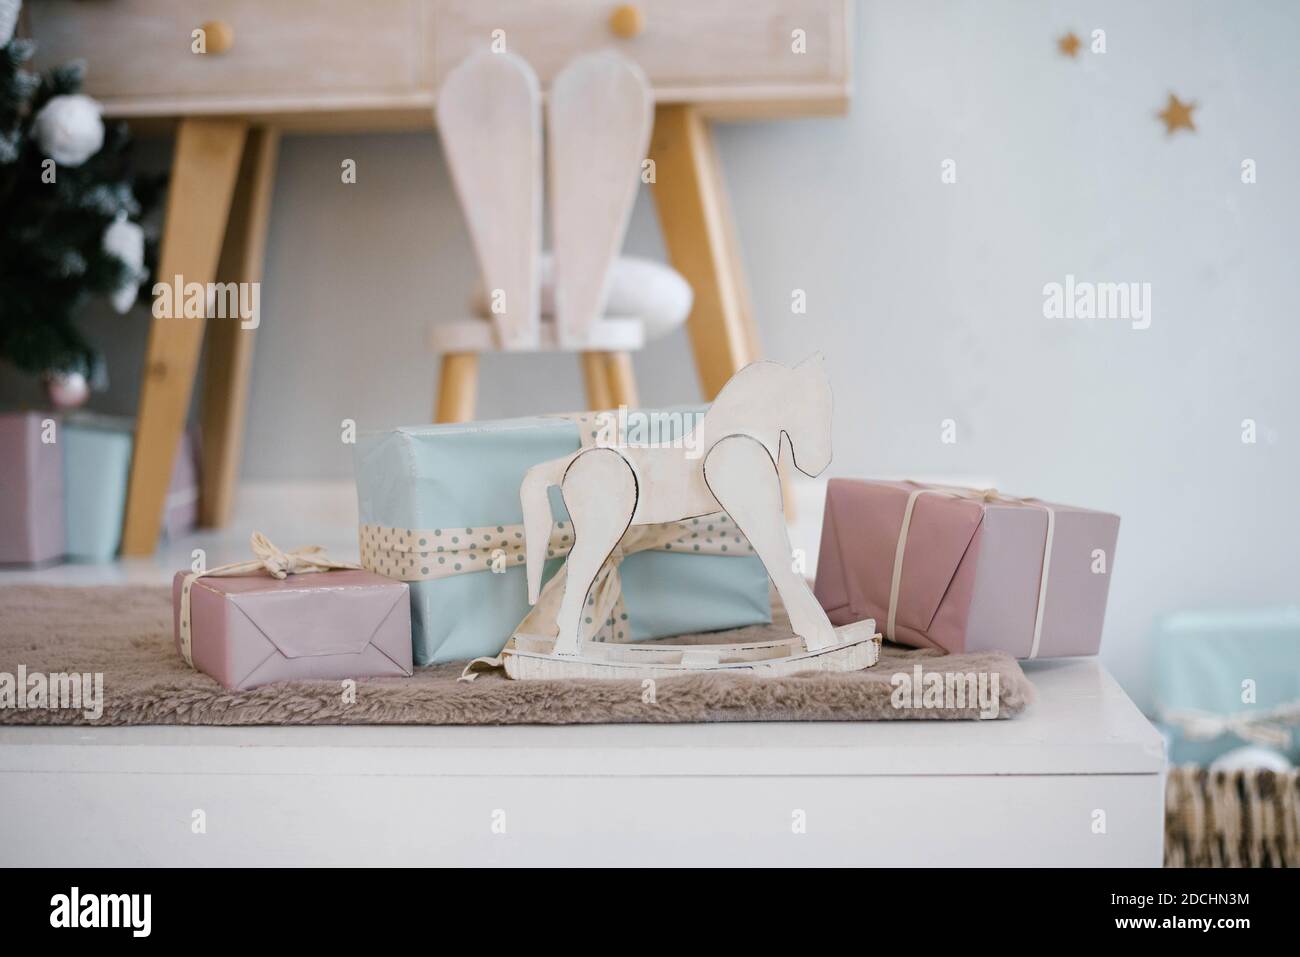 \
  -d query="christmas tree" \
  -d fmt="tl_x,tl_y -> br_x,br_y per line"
0,0 -> 161,385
